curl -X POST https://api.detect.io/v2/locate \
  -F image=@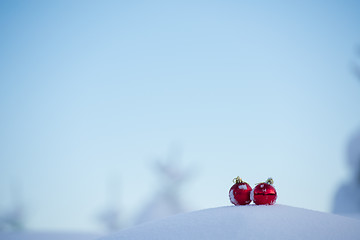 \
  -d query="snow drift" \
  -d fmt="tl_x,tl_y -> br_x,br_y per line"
100,205 -> 360,240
